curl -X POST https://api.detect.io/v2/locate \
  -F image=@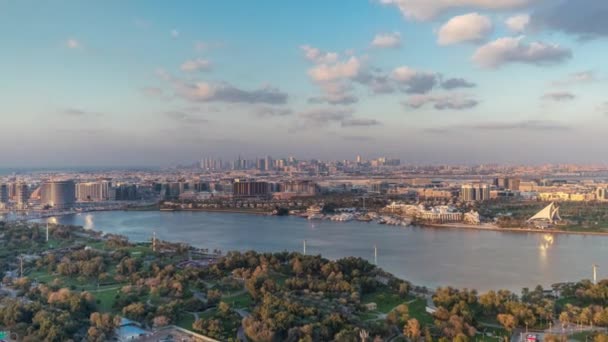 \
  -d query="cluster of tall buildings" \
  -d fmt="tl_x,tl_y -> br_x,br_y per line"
461,184 -> 491,202
0,179 -> 141,210
493,177 -> 521,191
0,182 -> 33,209
199,155 -> 401,173
203,155 -> 297,172
154,178 -> 318,200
